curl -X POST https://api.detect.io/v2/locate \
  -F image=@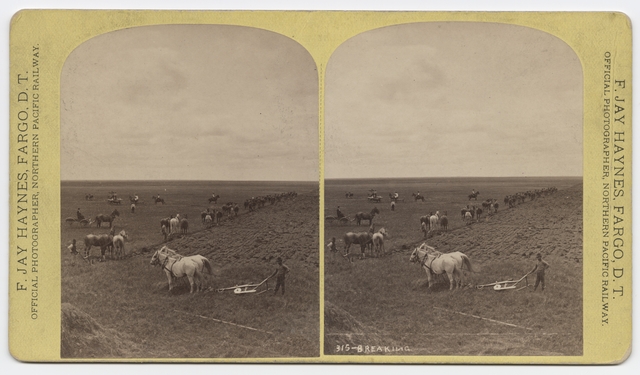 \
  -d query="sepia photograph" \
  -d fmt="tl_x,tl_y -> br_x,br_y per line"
323,22 -> 583,356
7,7 -> 632,368
59,24 -> 320,358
